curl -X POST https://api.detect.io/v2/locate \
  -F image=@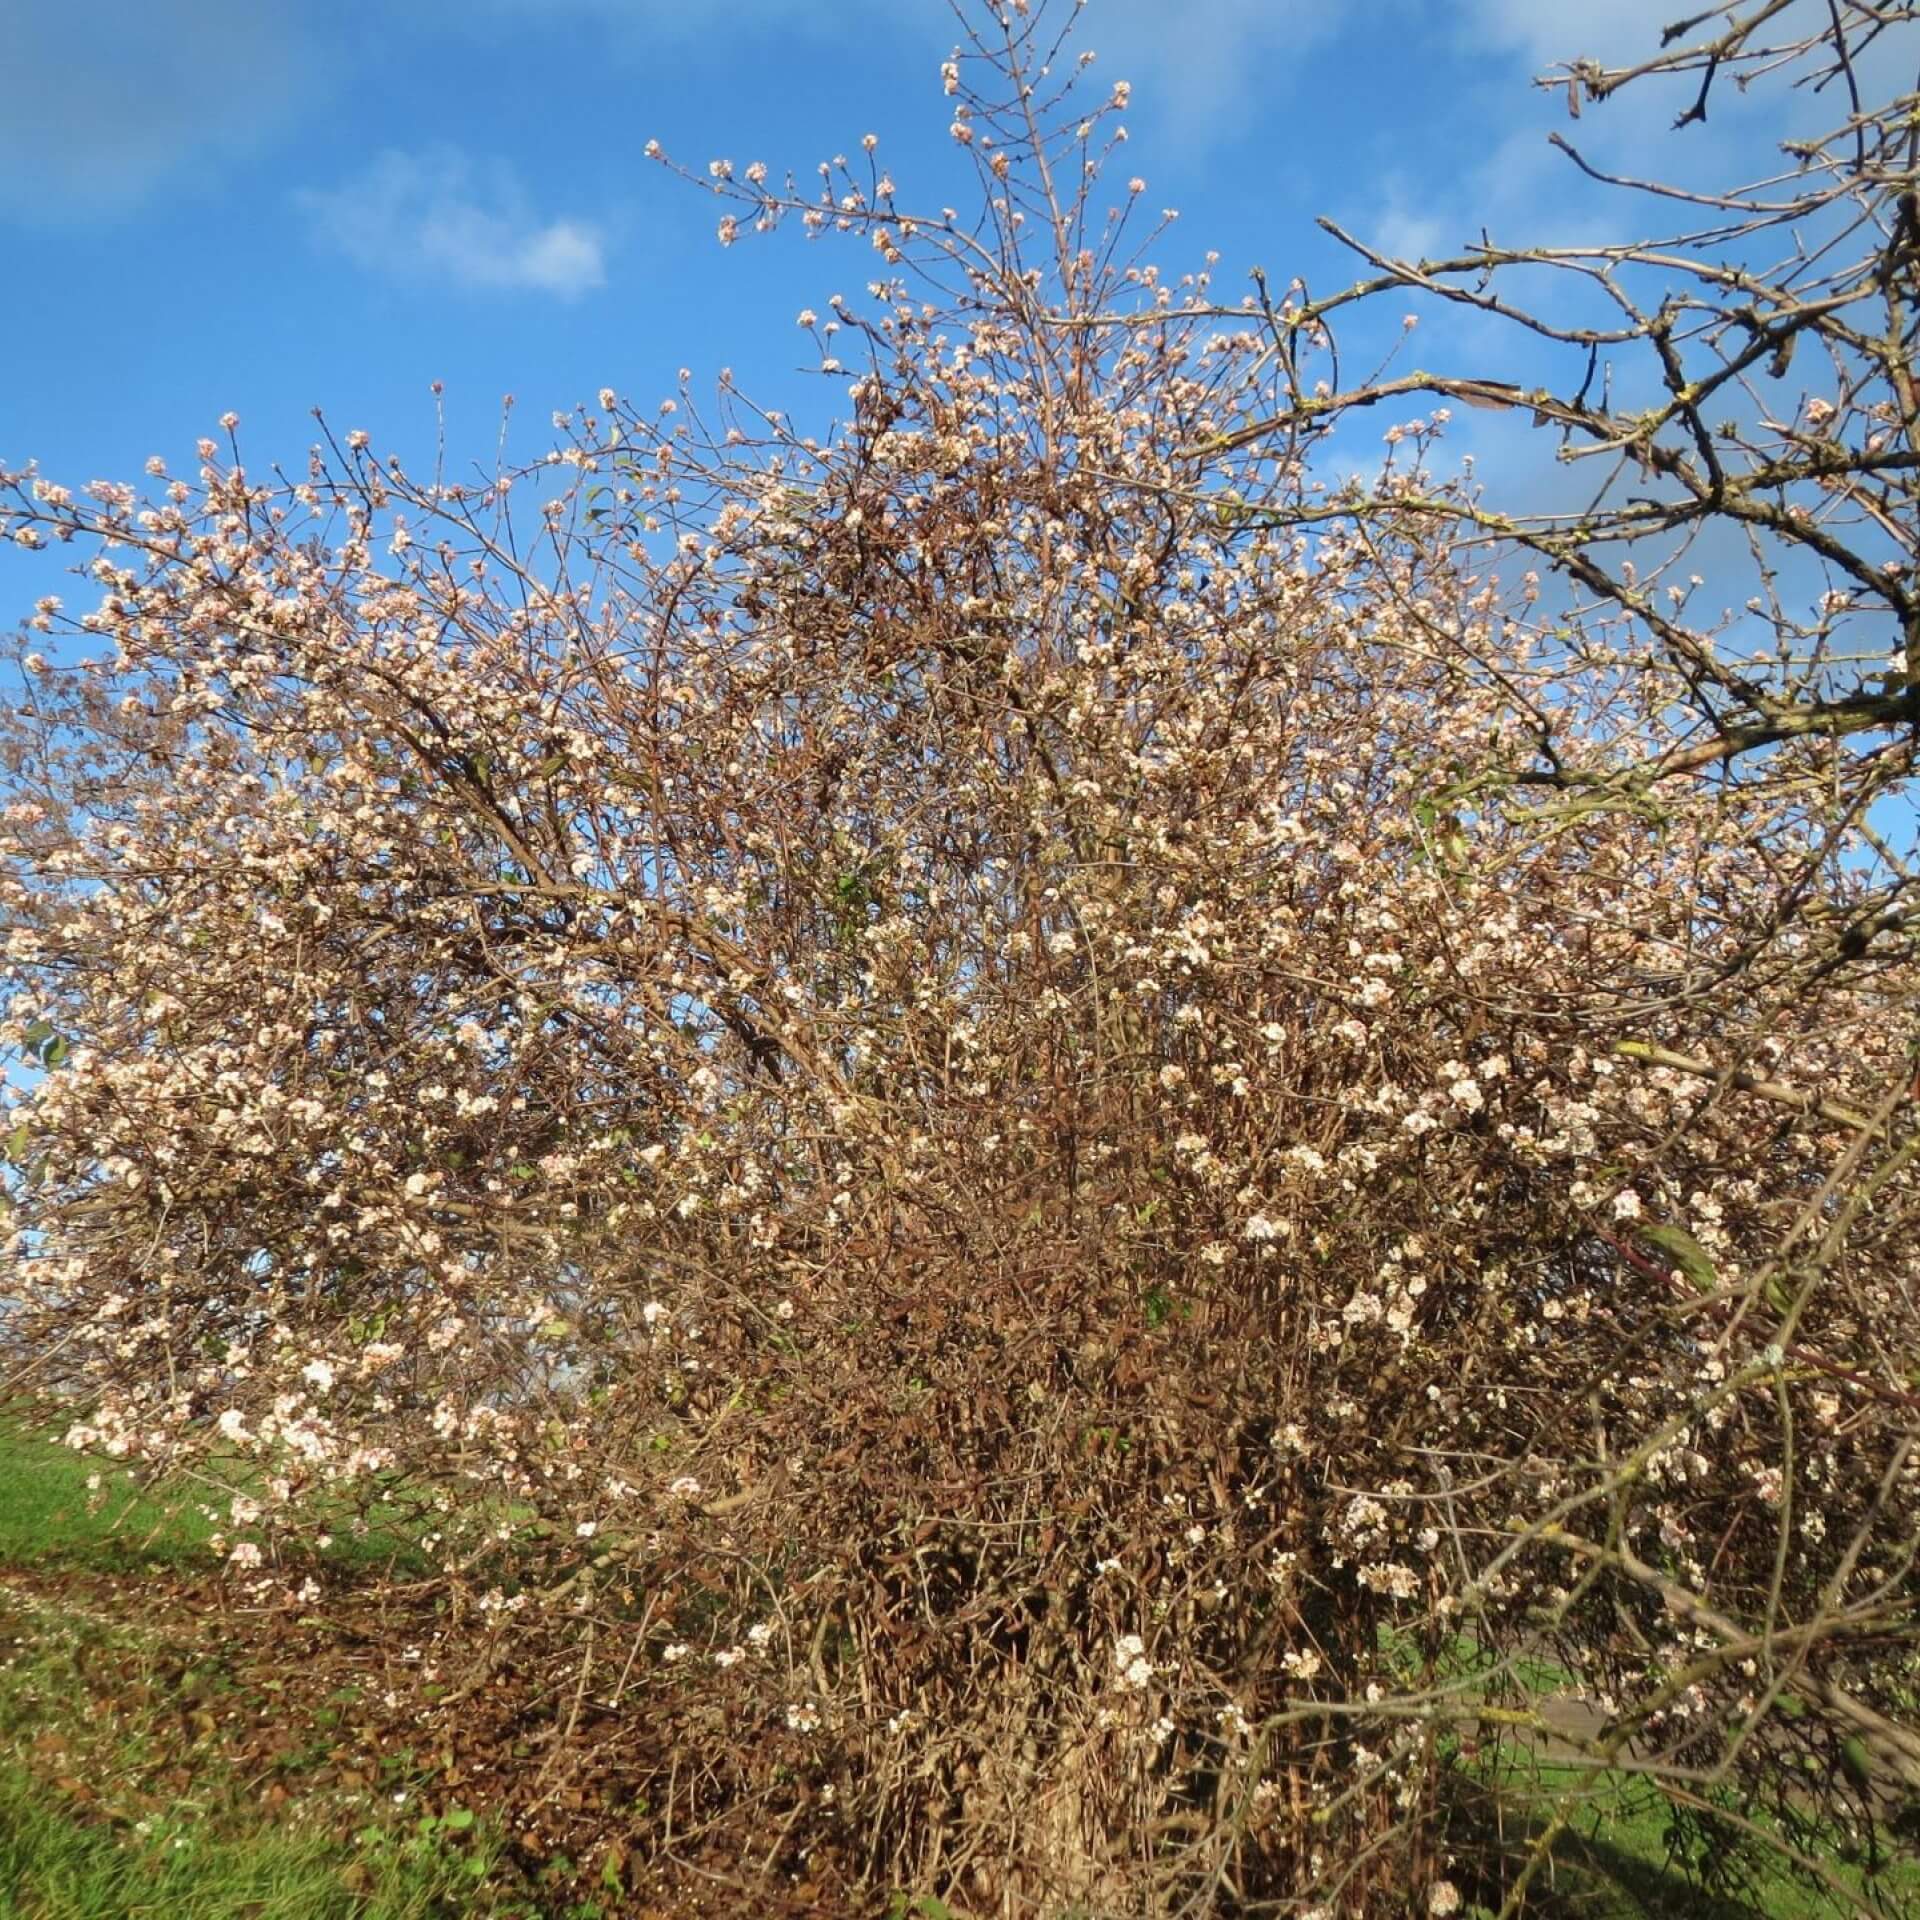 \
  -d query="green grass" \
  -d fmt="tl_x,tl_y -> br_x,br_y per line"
0,1762 -> 505,1920
0,1426 -> 544,1918
0,1545 -> 538,1919
0,1423 -> 440,1578
1372,1627 -> 1920,1917
0,1427 -> 212,1571
1461,1754 -> 1920,1919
